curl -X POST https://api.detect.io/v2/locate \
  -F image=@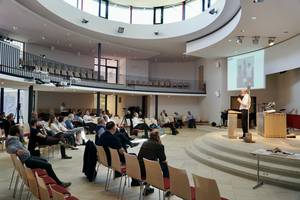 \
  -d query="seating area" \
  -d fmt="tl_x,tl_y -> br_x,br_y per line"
126,79 -> 191,89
